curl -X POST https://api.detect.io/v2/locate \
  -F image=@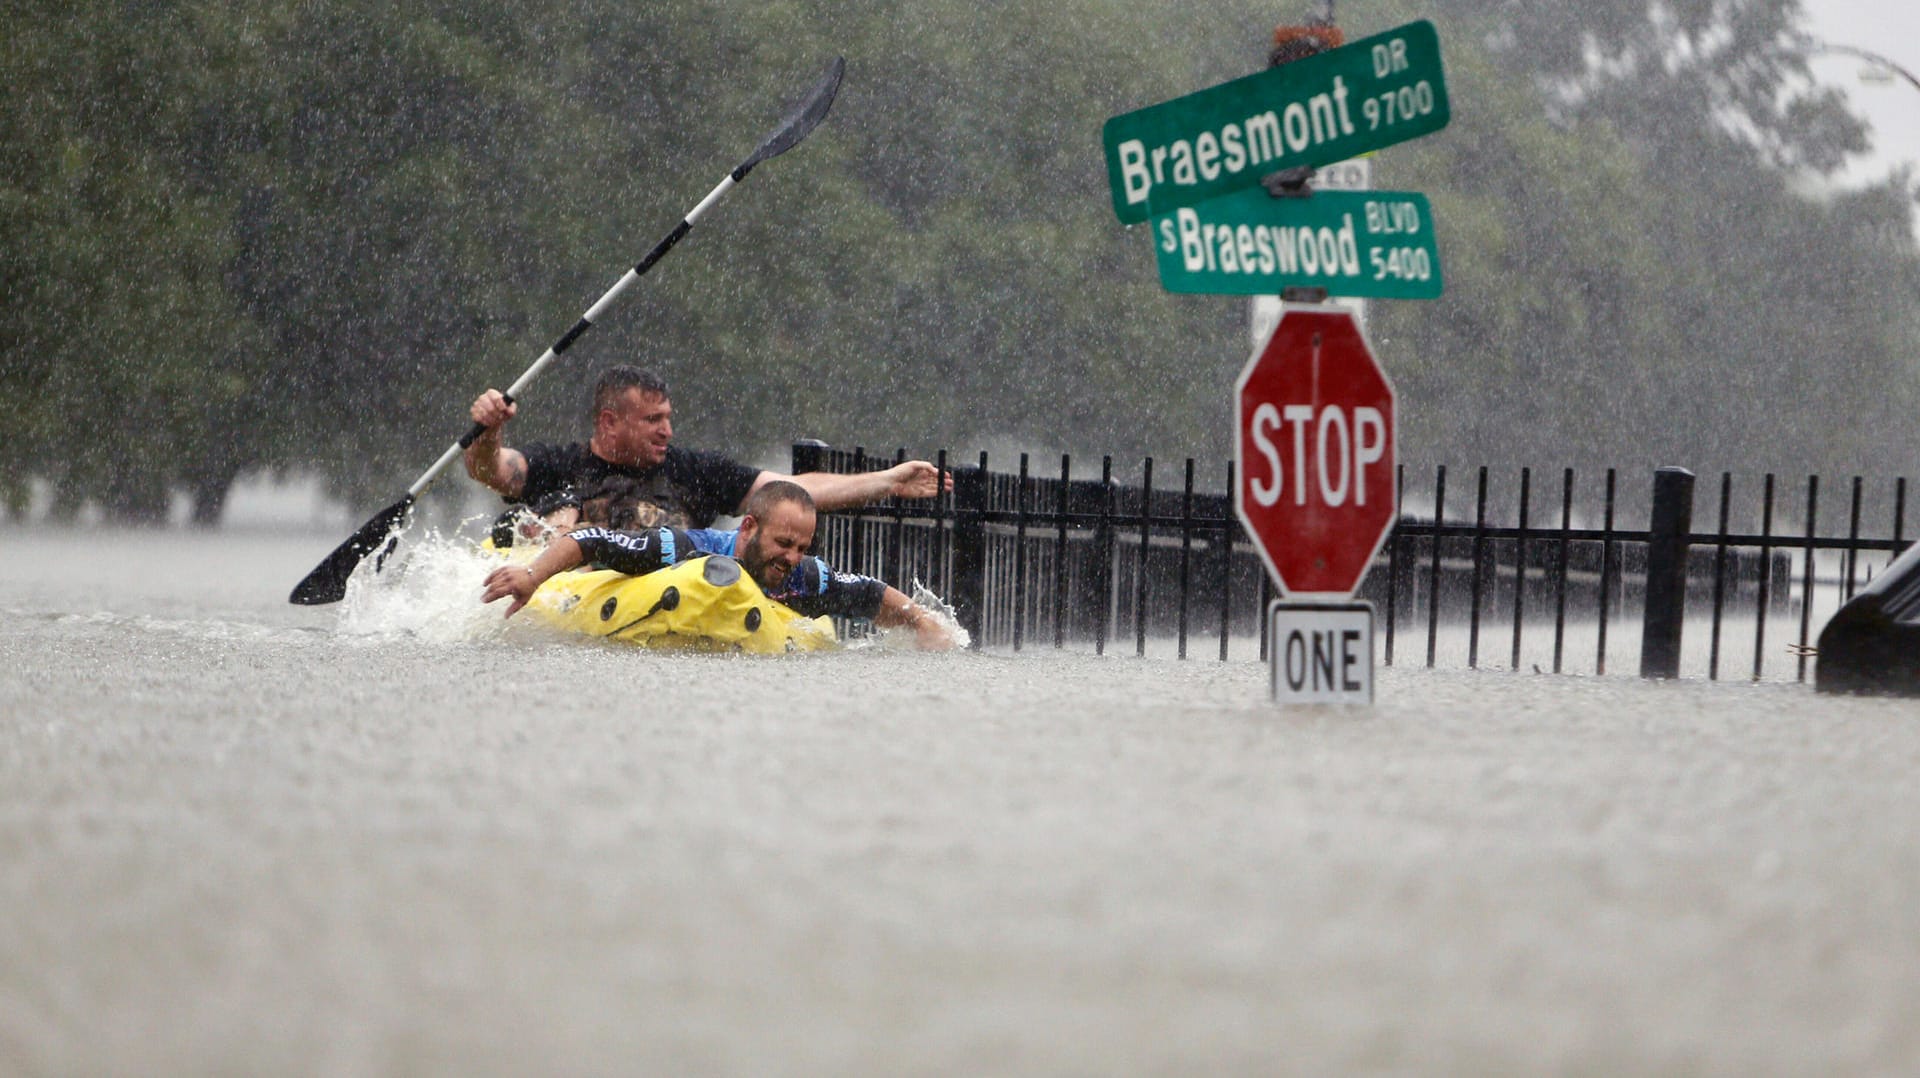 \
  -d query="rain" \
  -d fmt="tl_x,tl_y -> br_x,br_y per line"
4,1 -> 1920,1072
5,1 -> 1914,525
